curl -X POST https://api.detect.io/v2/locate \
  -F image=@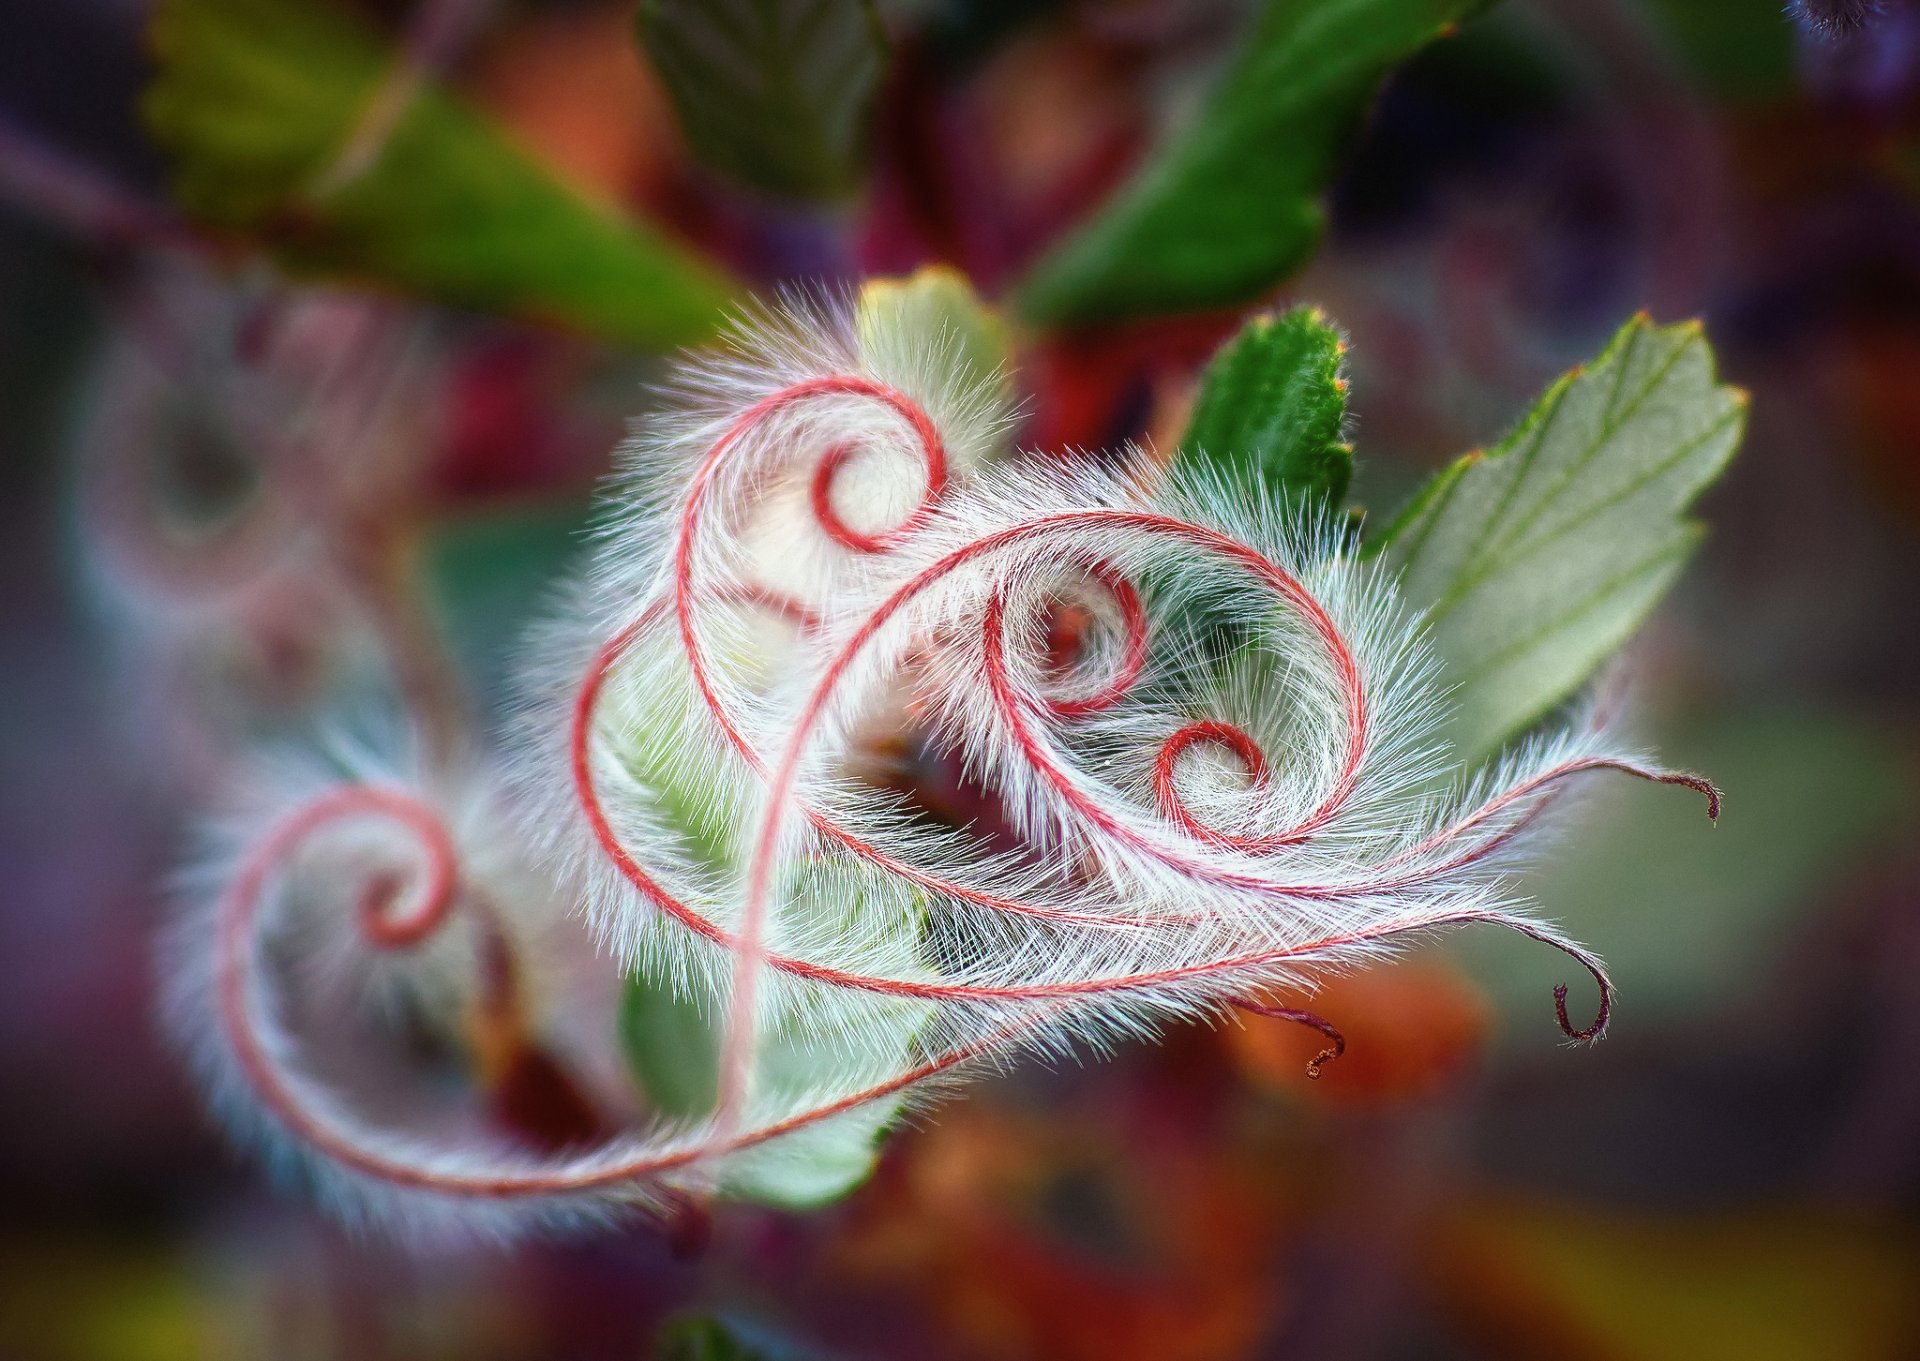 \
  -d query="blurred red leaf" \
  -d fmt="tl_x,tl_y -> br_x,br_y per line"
1227,958 -> 1490,1106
